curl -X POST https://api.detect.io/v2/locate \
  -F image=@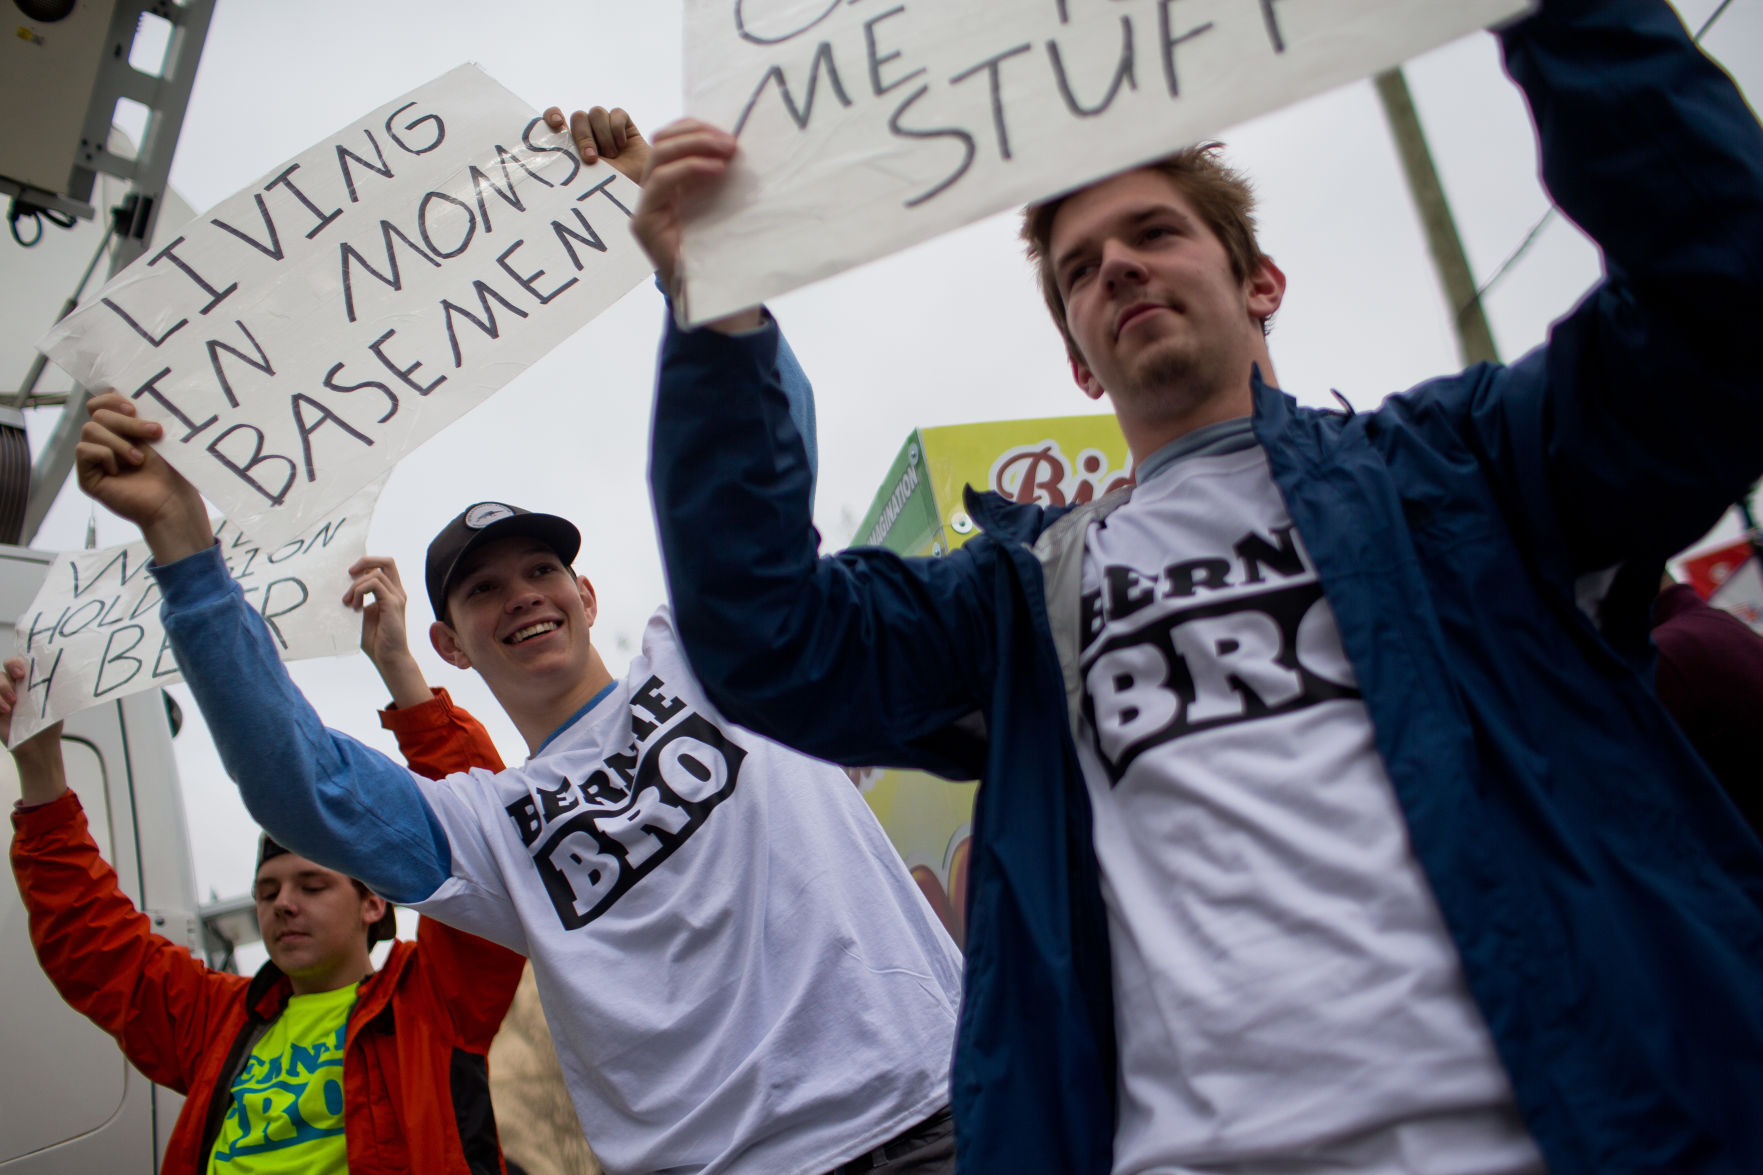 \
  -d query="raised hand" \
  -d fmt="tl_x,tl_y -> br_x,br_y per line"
1,658 -> 66,801
631,119 -> 762,331
75,393 -> 212,564
543,105 -> 651,185
344,555 -> 431,710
